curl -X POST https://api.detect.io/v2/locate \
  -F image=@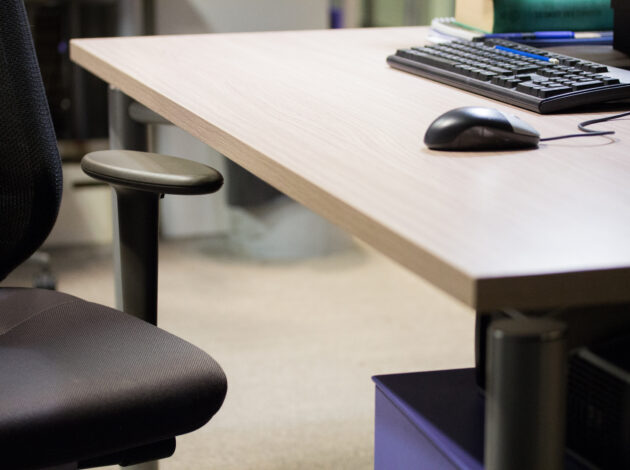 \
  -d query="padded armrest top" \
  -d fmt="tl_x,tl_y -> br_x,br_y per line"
81,150 -> 223,195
